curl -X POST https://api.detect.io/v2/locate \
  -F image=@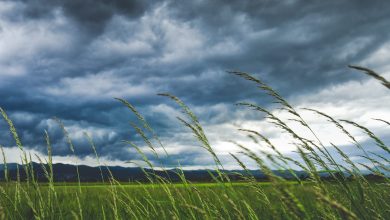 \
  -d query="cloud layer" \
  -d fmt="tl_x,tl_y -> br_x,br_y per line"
0,0 -> 389,168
